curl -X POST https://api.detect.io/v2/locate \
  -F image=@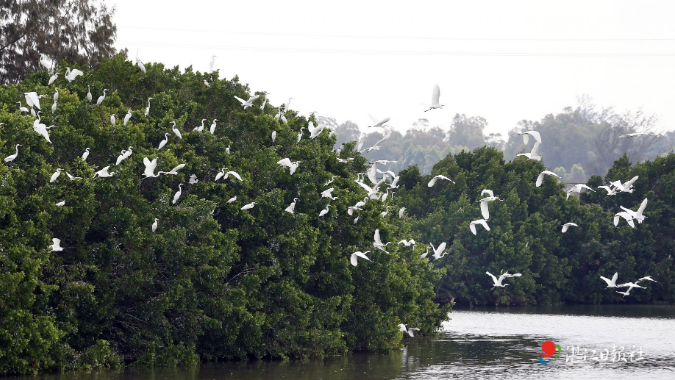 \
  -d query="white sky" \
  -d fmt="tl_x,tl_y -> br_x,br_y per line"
112,0 -> 675,136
